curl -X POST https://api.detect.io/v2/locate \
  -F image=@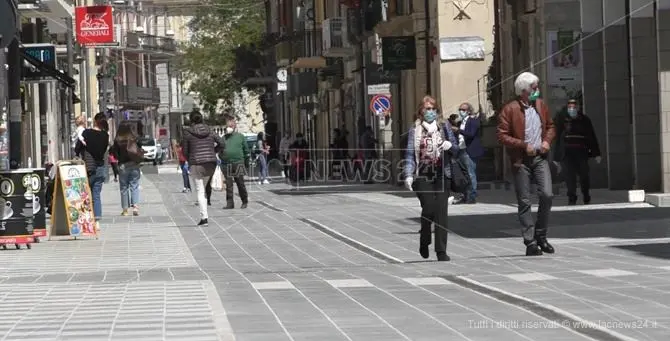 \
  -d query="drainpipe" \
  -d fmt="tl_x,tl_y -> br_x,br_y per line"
424,0 -> 431,94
